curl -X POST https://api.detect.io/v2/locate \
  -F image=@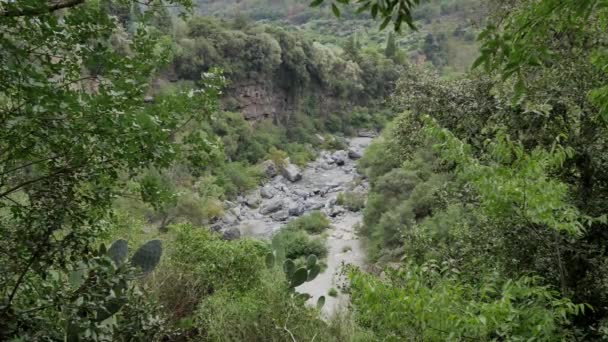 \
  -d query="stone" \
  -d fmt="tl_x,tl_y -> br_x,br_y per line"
357,129 -> 377,138
223,212 -> 239,225
244,191 -> 261,209
331,150 -> 348,166
293,189 -> 309,199
328,206 -> 345,218
260,185 -> 275,199
348,148 -> 362,159
221,227 -> 241,241
306,200 -> 324,210
261,160 -> 278,178
288,201 -> 306,216
260,199 -> 283,215
271,209 -> 289,221
281,162 -> 302,182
